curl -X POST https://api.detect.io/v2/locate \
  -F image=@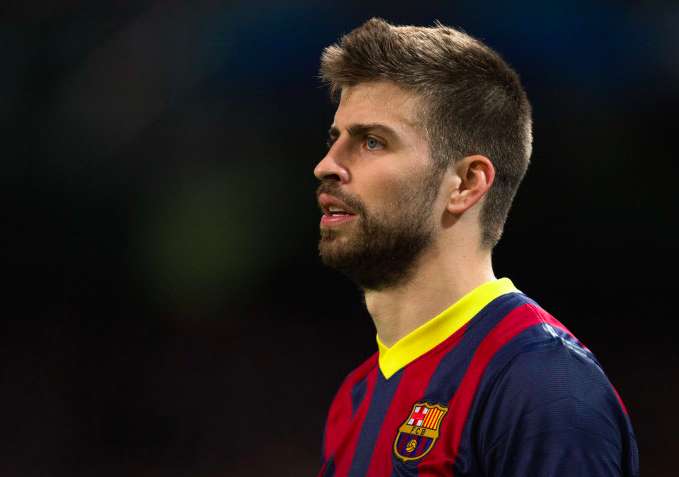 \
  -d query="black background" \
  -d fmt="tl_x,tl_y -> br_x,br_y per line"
4,1 -> 678,475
